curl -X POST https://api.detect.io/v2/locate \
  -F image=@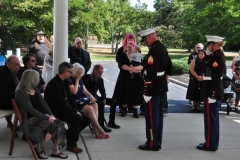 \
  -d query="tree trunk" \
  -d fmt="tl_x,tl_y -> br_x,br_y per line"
187,45 -> 191,52
110,19 -> 114,54
85,23 -> 89,49
111,40 -> 114,54
114,32 -> 121,54
115,42 -> 119,54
